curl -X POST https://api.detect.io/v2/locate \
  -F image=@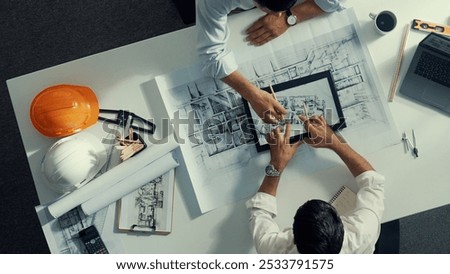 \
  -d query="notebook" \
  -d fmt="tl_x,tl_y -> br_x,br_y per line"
329,186 -> 356,216
398,32 -> 450,113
